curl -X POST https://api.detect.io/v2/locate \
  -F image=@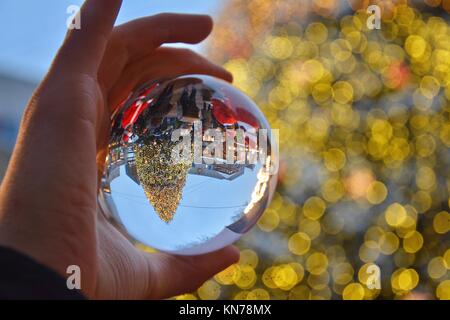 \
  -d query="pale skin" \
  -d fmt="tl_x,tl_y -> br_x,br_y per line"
0,0 -> 239,299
